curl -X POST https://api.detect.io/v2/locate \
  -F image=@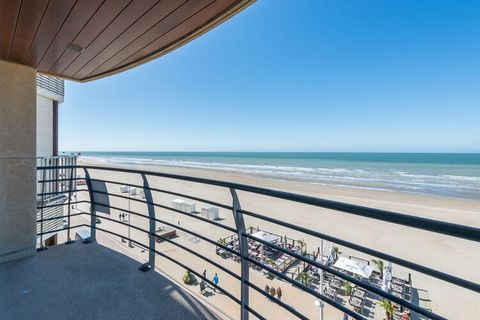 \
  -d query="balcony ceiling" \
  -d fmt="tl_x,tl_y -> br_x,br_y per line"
0,0 -> 253,82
